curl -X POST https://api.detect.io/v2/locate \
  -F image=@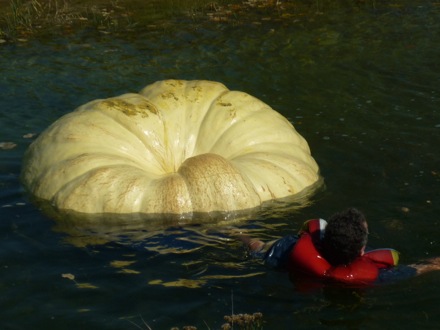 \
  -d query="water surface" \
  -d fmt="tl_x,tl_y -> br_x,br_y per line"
1,2 -> 439,329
